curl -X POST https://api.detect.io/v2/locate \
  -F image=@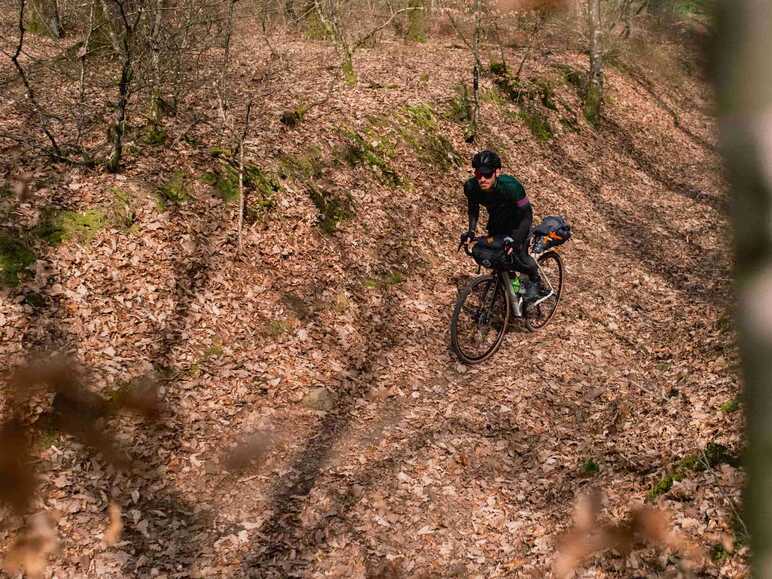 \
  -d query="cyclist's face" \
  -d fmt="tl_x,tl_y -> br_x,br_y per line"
475,168 -> 500,190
